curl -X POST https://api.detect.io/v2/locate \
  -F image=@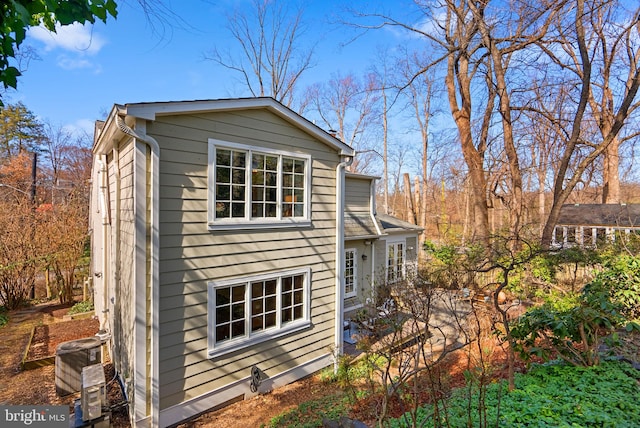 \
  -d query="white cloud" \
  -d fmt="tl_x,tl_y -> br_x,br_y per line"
56,55 -> 102,72
28,22 -> 106,55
